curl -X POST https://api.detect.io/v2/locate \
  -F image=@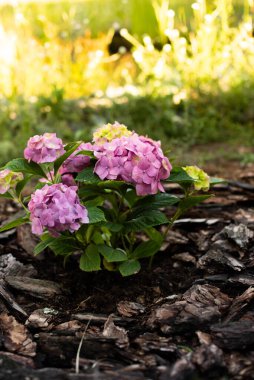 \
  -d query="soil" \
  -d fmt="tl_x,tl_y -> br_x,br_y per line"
1,160 -> 254,379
